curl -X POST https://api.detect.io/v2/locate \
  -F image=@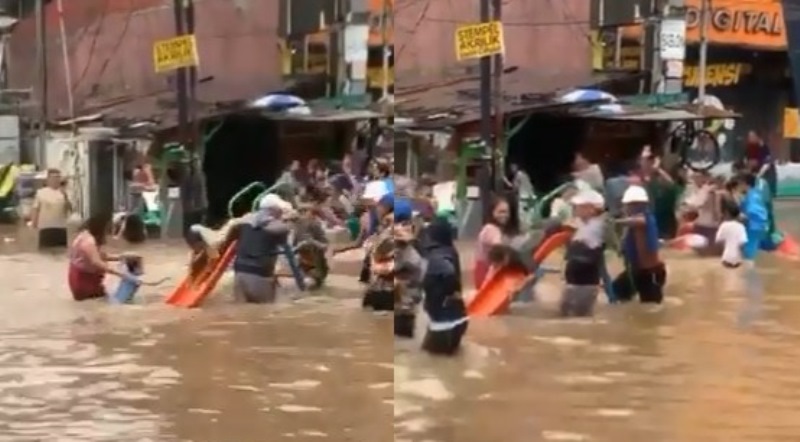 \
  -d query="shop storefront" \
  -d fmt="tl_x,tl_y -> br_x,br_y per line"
599,0 -> 797,163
